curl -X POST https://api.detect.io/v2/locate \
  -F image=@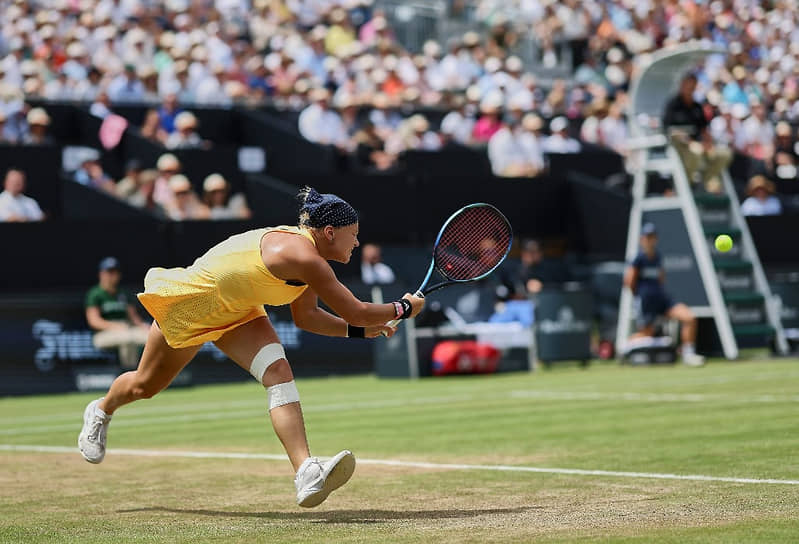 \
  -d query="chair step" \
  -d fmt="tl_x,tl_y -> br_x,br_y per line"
694,193 -> 730,208
732,323 -> 774,336
723,292 -> 764,304
703,226 -> 741,238
713,259 -> 751,271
